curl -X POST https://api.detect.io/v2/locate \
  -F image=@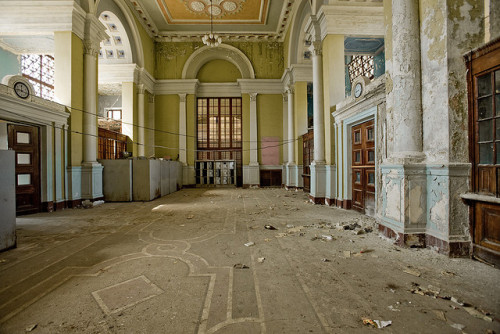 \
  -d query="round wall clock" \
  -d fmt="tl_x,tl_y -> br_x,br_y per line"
354,82 -> 363,98
14,81 -> 30,99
